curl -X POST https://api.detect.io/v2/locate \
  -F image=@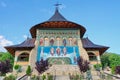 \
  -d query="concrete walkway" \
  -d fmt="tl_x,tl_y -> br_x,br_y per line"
55,76 -> 70,80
